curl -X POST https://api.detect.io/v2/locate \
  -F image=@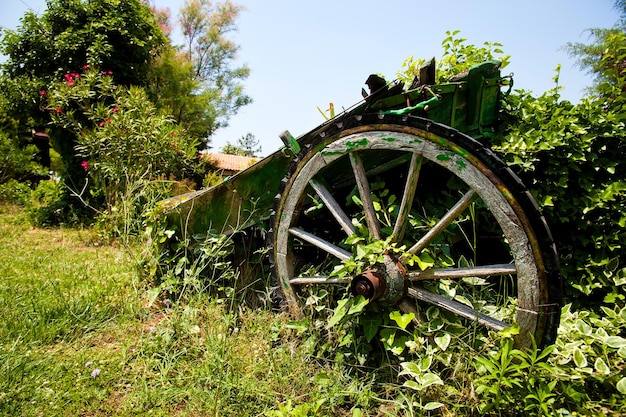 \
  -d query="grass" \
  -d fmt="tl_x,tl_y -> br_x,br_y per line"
0,204 -> 390,416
